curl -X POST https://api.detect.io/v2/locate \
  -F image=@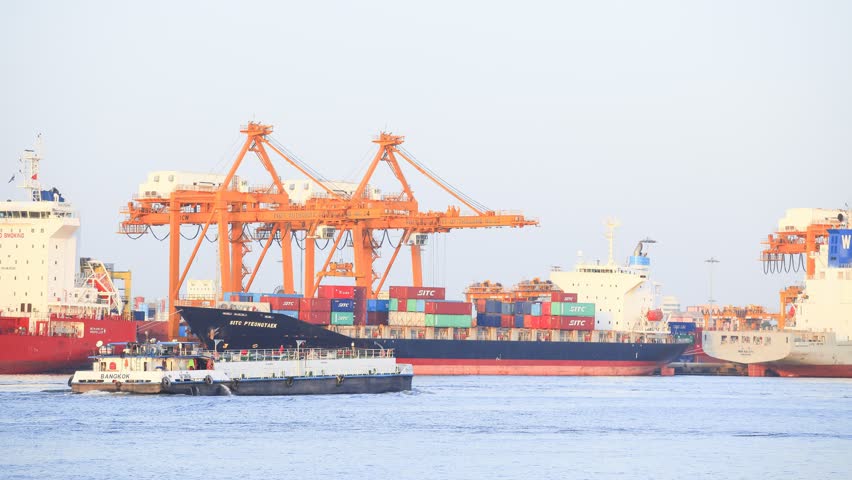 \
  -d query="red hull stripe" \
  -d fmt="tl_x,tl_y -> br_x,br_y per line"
397,358 -> 662,376
0,319 -> 136,374
770,364 -> 852,378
